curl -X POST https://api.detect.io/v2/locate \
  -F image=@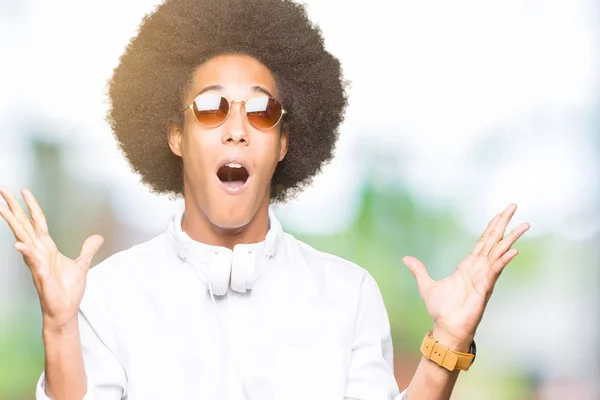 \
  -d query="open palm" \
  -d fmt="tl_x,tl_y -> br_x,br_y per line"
403,204 -> 530,346
0,187 -> 103,329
